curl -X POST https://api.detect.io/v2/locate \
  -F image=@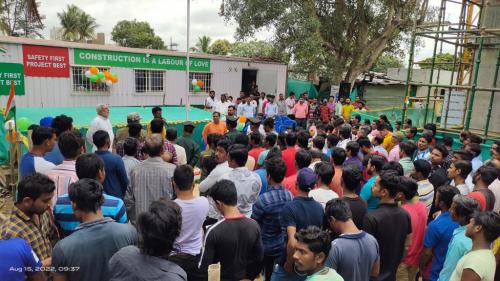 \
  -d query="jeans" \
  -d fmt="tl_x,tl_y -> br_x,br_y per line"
263,255 -> 279,280
270,264 -> 307,281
